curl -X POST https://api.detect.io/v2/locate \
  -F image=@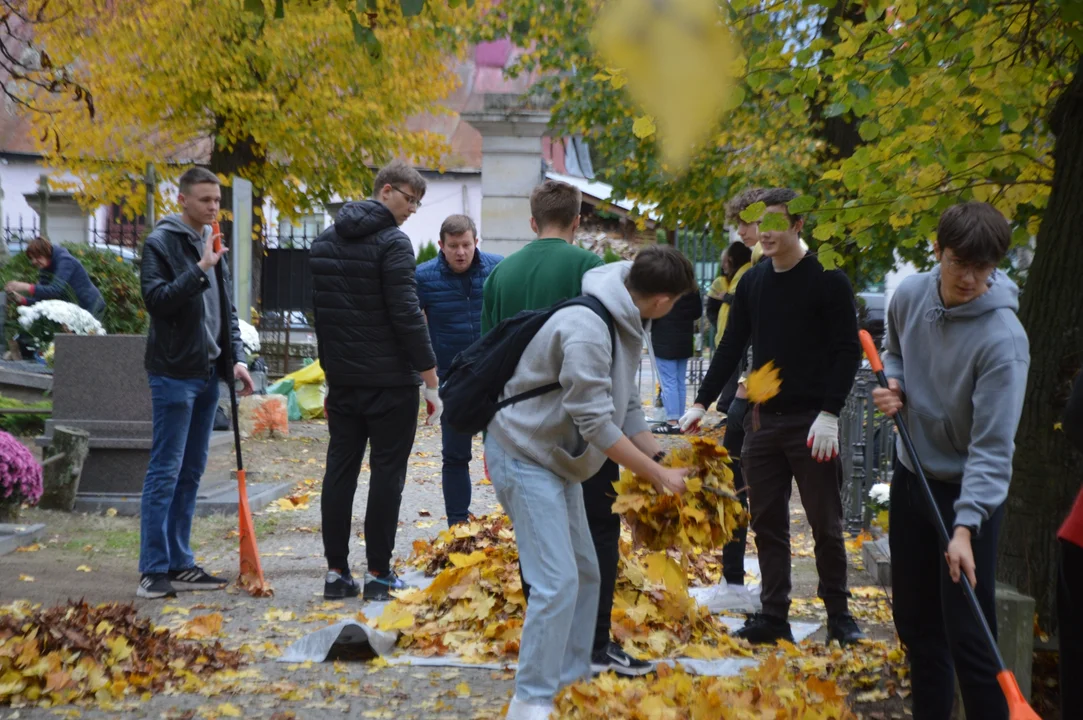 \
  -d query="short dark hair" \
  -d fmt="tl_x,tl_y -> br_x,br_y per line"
530,180 -> 582,230
439,214 -> 477,243
725,187 -> 767,224
178,167 -> 219,196
25,236 -> 53,262
722,241 -> 752,277
627,245 -> 697,297
937,202 -> 1011,266
373,159 -> 427,198
759,187 -> 802,224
